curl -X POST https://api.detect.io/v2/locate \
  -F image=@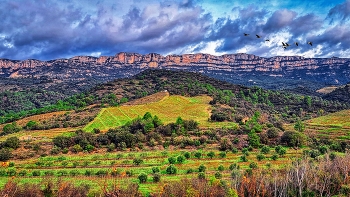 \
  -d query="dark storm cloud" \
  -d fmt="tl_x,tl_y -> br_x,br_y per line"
0,0 -> 211,60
